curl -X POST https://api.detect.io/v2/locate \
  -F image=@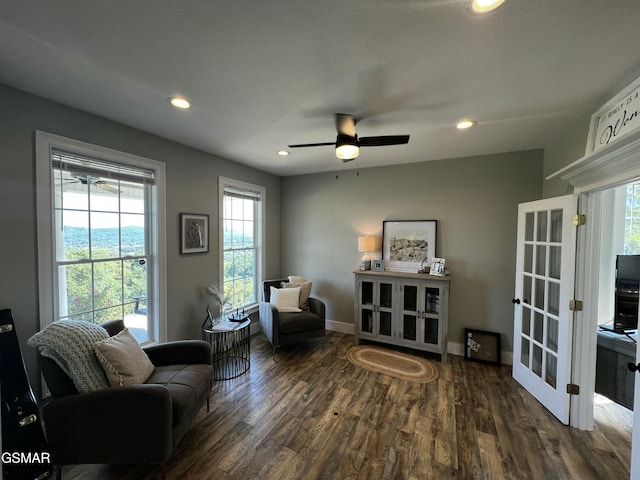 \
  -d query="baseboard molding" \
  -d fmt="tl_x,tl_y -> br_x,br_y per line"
448,341 -> 513,366
250,319 -> 354,336
326,319 -> 354,334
